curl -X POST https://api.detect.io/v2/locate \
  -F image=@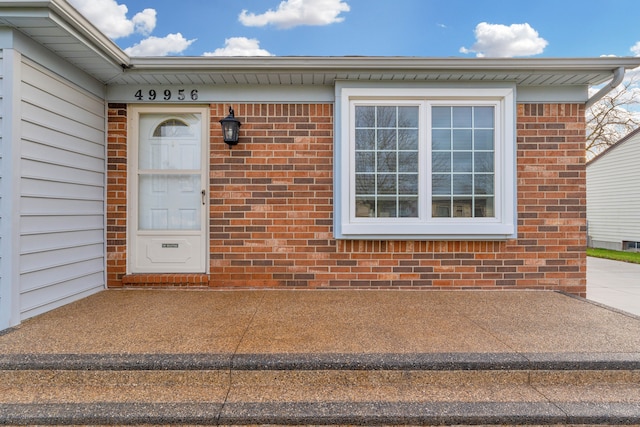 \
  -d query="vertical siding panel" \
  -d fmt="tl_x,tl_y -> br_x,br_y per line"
0,46 -> 24,331
587,131 -> 640,249
18,57 -> 106,319
0,48 -> 4,327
